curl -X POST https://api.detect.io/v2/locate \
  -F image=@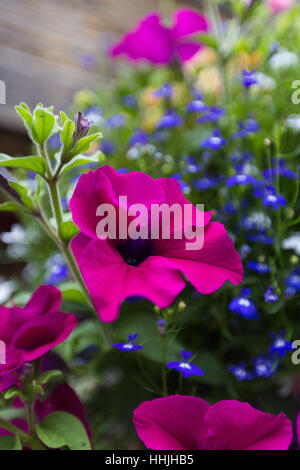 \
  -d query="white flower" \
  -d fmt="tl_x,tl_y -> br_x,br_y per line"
282,233 -> 300,255
254,72 -> 276,92
269,50 -> 298,70
287,114 -> 300,130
